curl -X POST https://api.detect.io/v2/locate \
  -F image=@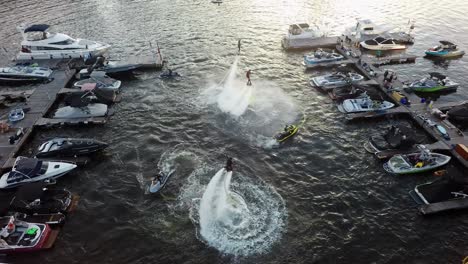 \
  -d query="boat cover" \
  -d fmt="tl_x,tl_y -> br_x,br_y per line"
24,24 -> 50,33
7,158 -> 43,184
447,103 -> 468,119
